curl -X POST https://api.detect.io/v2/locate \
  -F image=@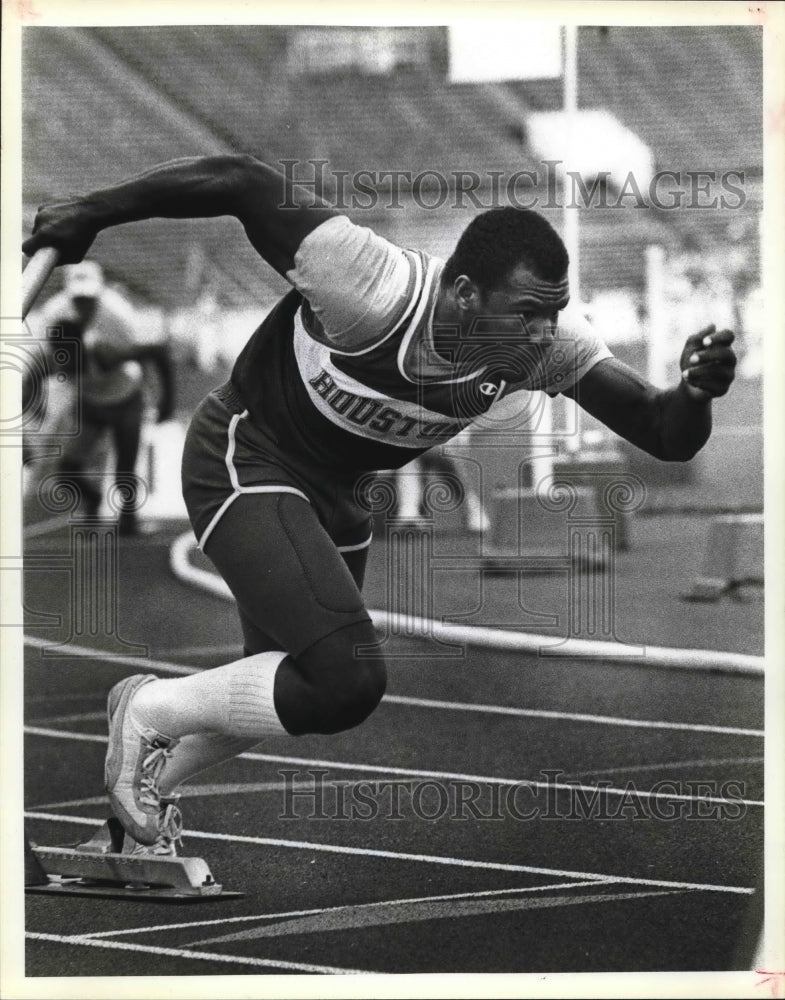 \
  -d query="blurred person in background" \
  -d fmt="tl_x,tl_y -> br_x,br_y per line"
23,154 -> 736,854
24,261 -> 175,536
392,448 -> 490,532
